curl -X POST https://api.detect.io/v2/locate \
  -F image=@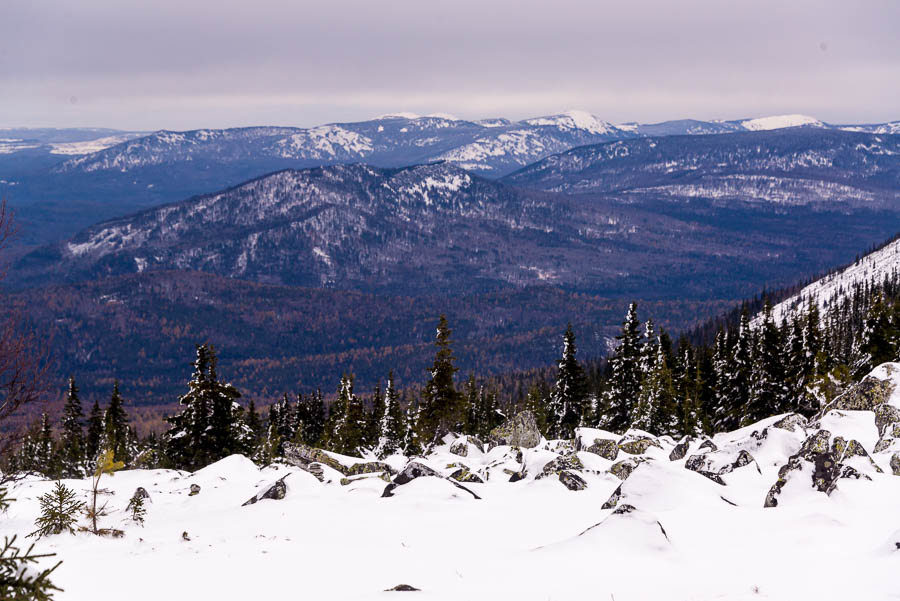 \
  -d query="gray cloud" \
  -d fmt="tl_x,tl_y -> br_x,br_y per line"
2,0 -> 899,129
